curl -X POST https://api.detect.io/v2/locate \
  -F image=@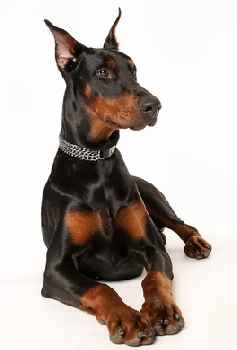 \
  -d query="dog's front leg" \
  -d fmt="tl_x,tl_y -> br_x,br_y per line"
140,250 -> 185,336
115,195 -> 184,336
42,235 -> 155,347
